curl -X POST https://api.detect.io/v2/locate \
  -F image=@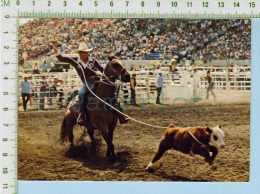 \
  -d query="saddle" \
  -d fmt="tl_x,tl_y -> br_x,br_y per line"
68,81 -> 99,113
69,80 -> 127,124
